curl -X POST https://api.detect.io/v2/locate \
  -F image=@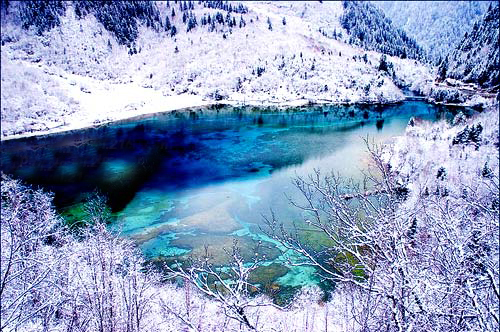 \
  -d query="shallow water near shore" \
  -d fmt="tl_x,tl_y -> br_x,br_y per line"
1,101 -> 462,294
